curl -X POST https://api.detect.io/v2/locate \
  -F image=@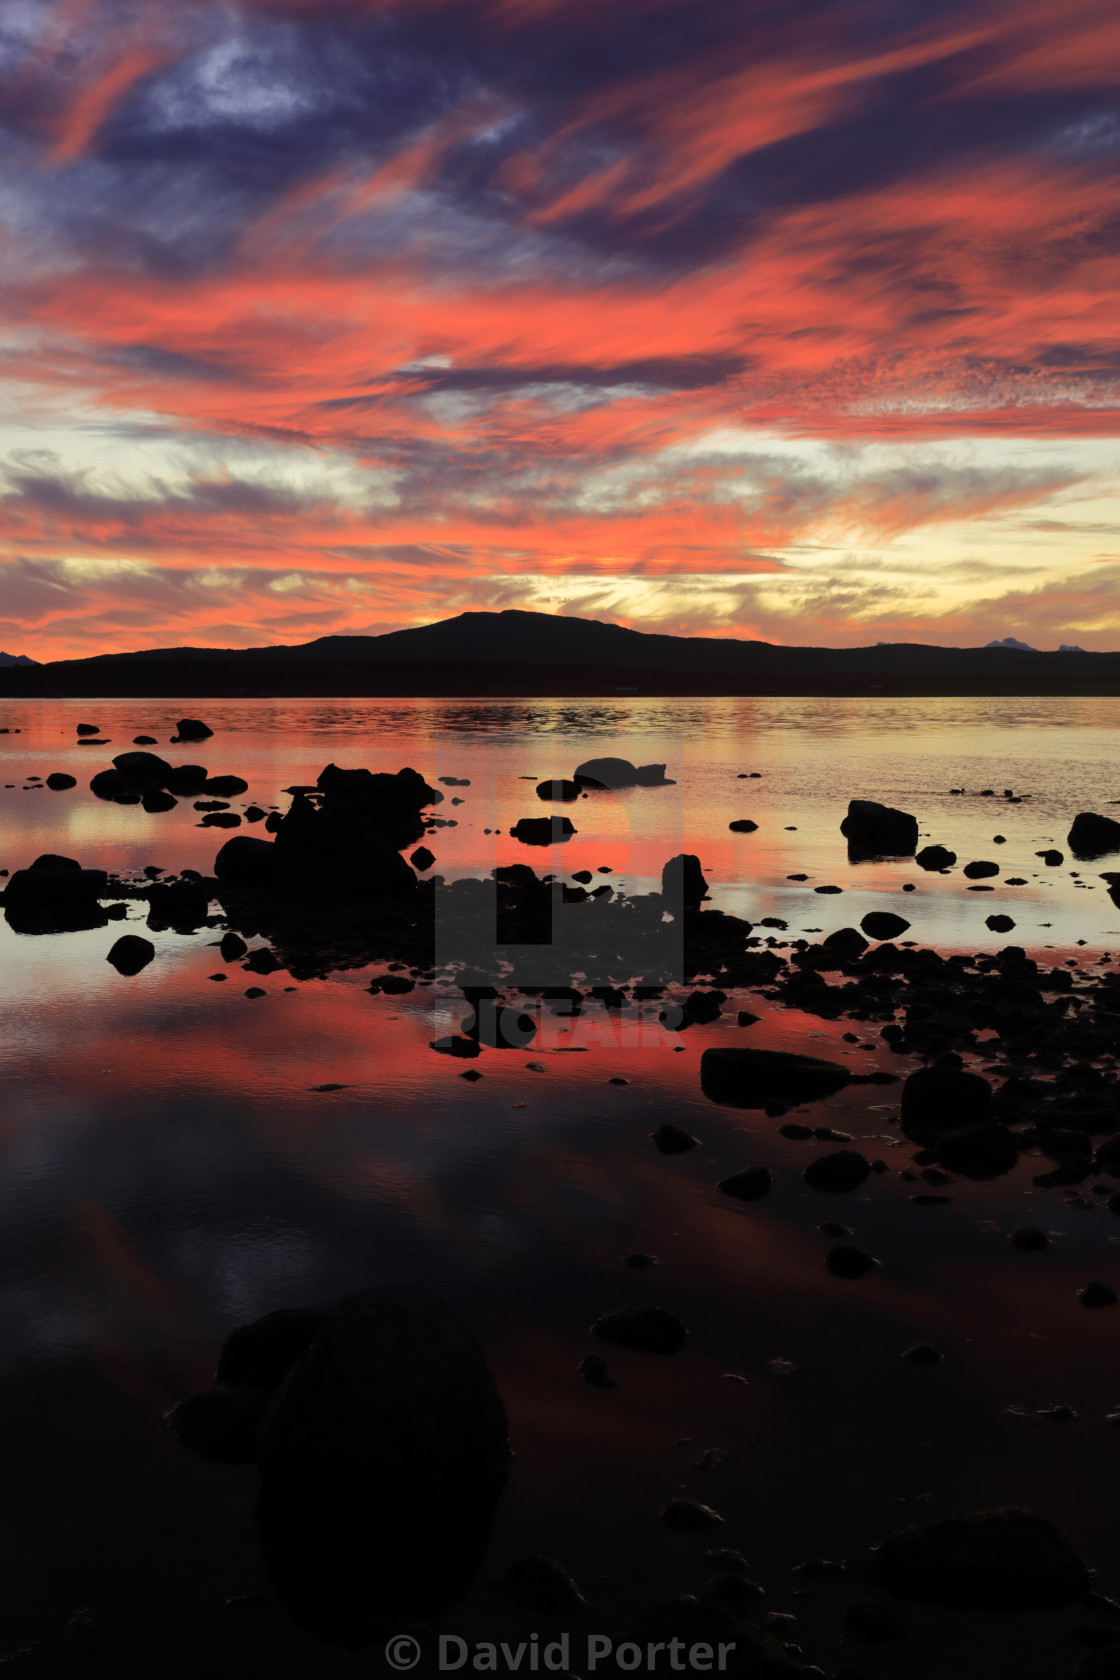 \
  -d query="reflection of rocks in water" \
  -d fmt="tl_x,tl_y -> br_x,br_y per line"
166,1286 -> 509,1648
